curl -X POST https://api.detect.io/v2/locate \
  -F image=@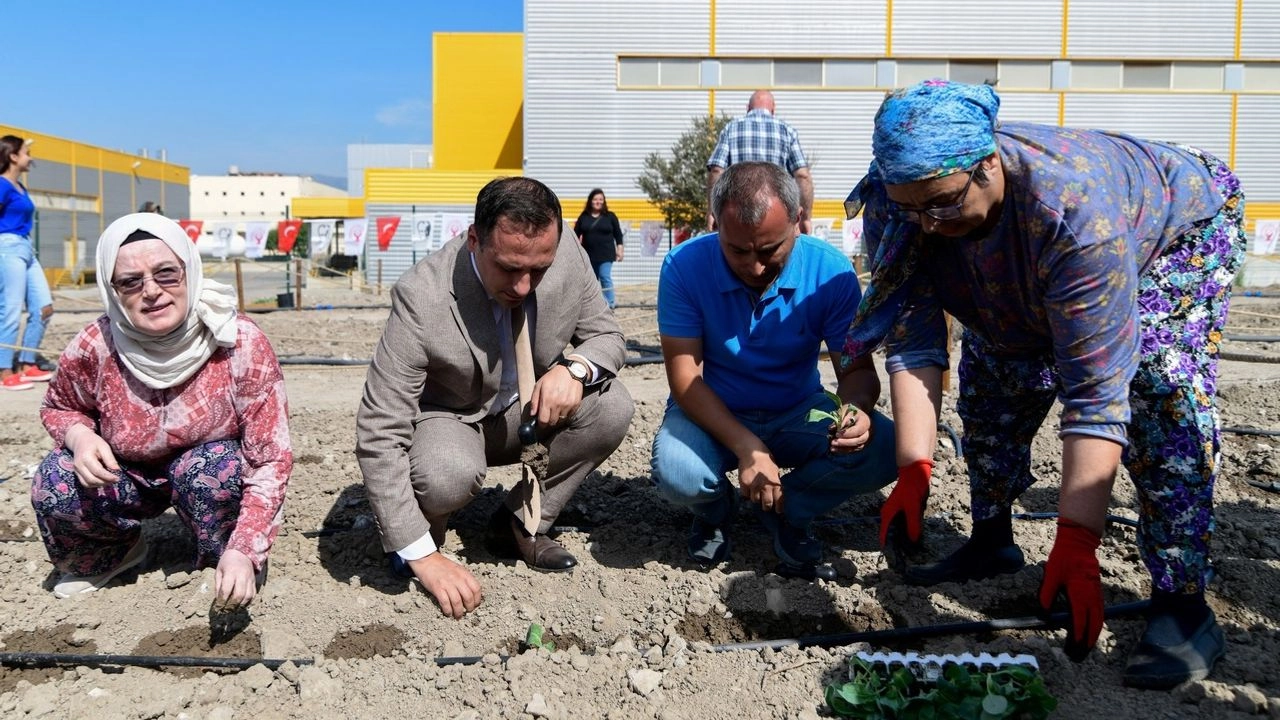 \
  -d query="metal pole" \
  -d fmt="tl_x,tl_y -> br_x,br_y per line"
294,258 -> 302,310
234,259 -> 245,313
377,258 -> 383,296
